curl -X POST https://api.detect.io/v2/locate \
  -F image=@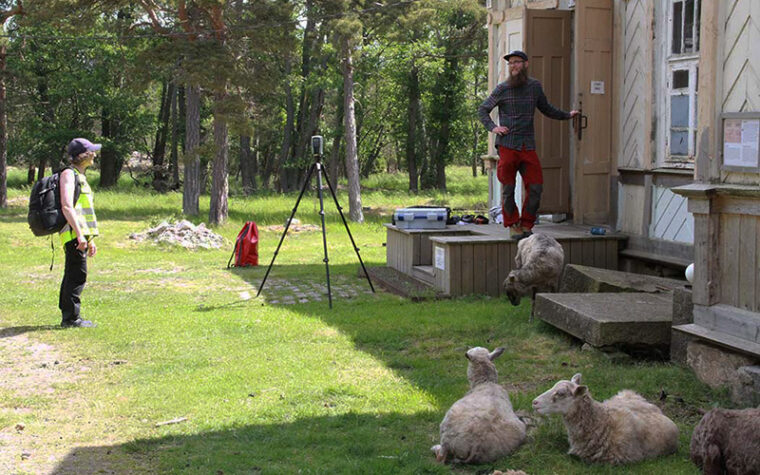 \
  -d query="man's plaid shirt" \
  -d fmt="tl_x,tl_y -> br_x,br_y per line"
478,77 -> 571,151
